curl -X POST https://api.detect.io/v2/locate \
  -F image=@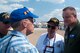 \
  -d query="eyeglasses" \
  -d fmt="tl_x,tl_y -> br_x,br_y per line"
47,25 -> 56,29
